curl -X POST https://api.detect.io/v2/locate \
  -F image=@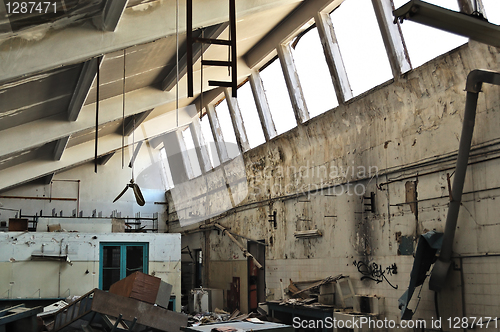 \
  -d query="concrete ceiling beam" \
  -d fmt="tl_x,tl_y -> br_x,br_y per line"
68,57 -> 101,122
244,0 -> 343,70
0,0 -> 300,84
100,0 -> 130,32
53,136 -> 70,161
0,107 -> 194,192
0,86 -> 180,160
